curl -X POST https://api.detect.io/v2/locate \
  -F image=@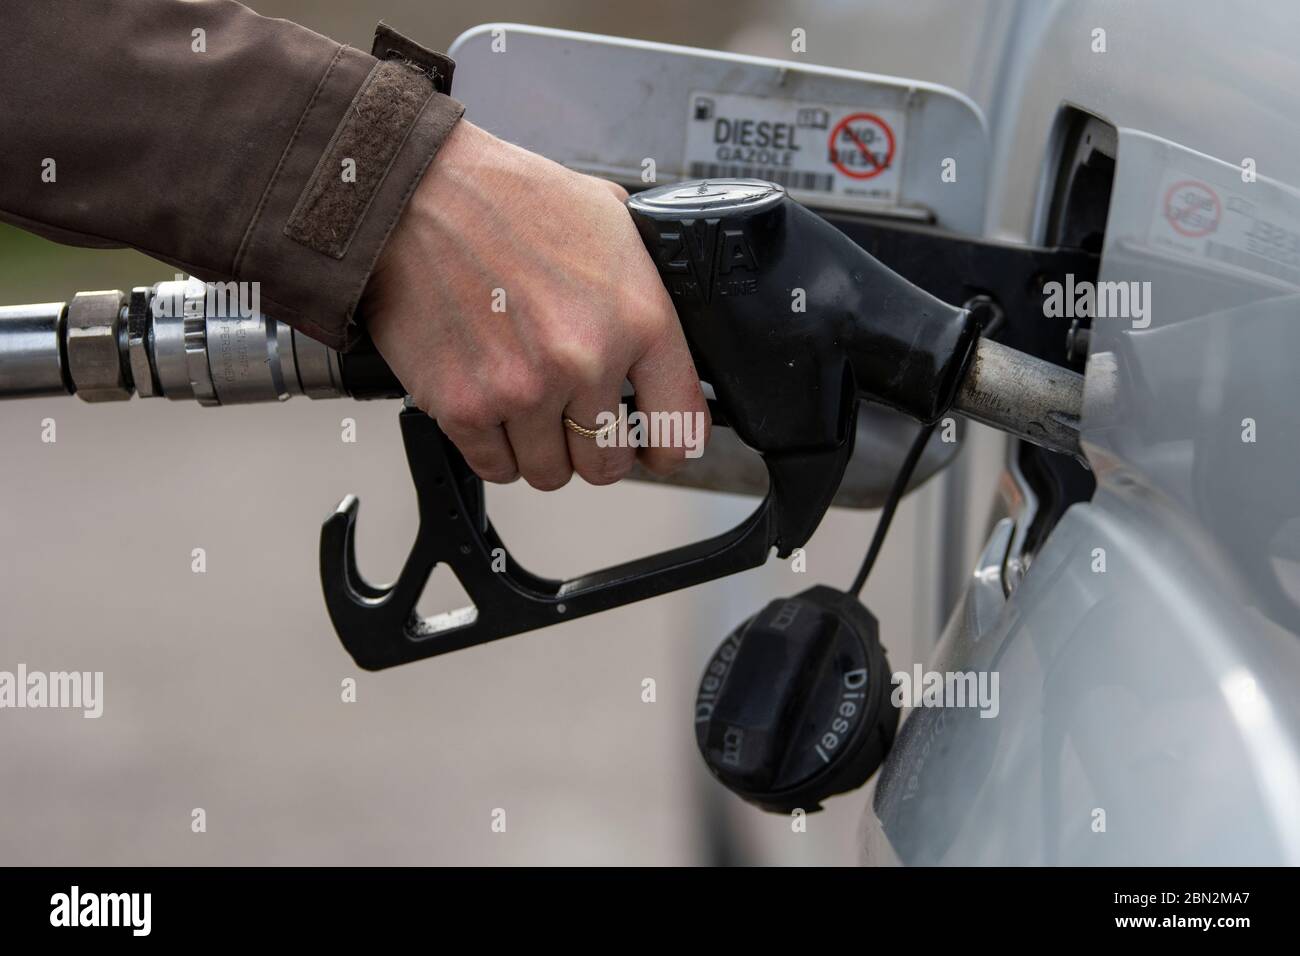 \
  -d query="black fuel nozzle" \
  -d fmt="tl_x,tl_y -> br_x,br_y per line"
626,182 -> 984,813
627,180 -> 981,454
316,179 -> 1077,671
